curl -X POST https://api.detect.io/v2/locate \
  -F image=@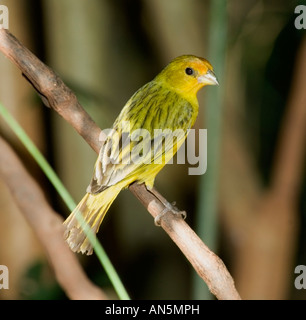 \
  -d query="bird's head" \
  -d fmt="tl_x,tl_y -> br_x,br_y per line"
155,55 -> 218,97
